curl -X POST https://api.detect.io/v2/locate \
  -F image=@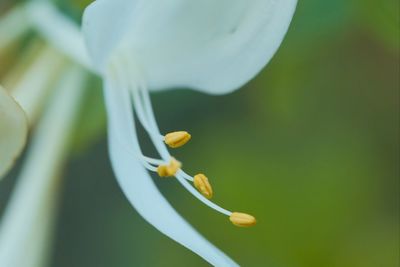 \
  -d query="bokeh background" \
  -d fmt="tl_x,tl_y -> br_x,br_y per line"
0,0 -> 399,266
